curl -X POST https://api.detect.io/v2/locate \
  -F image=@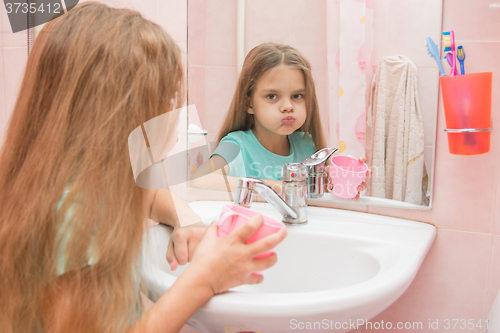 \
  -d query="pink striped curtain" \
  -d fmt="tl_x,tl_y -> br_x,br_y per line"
327,0 -> 374,158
